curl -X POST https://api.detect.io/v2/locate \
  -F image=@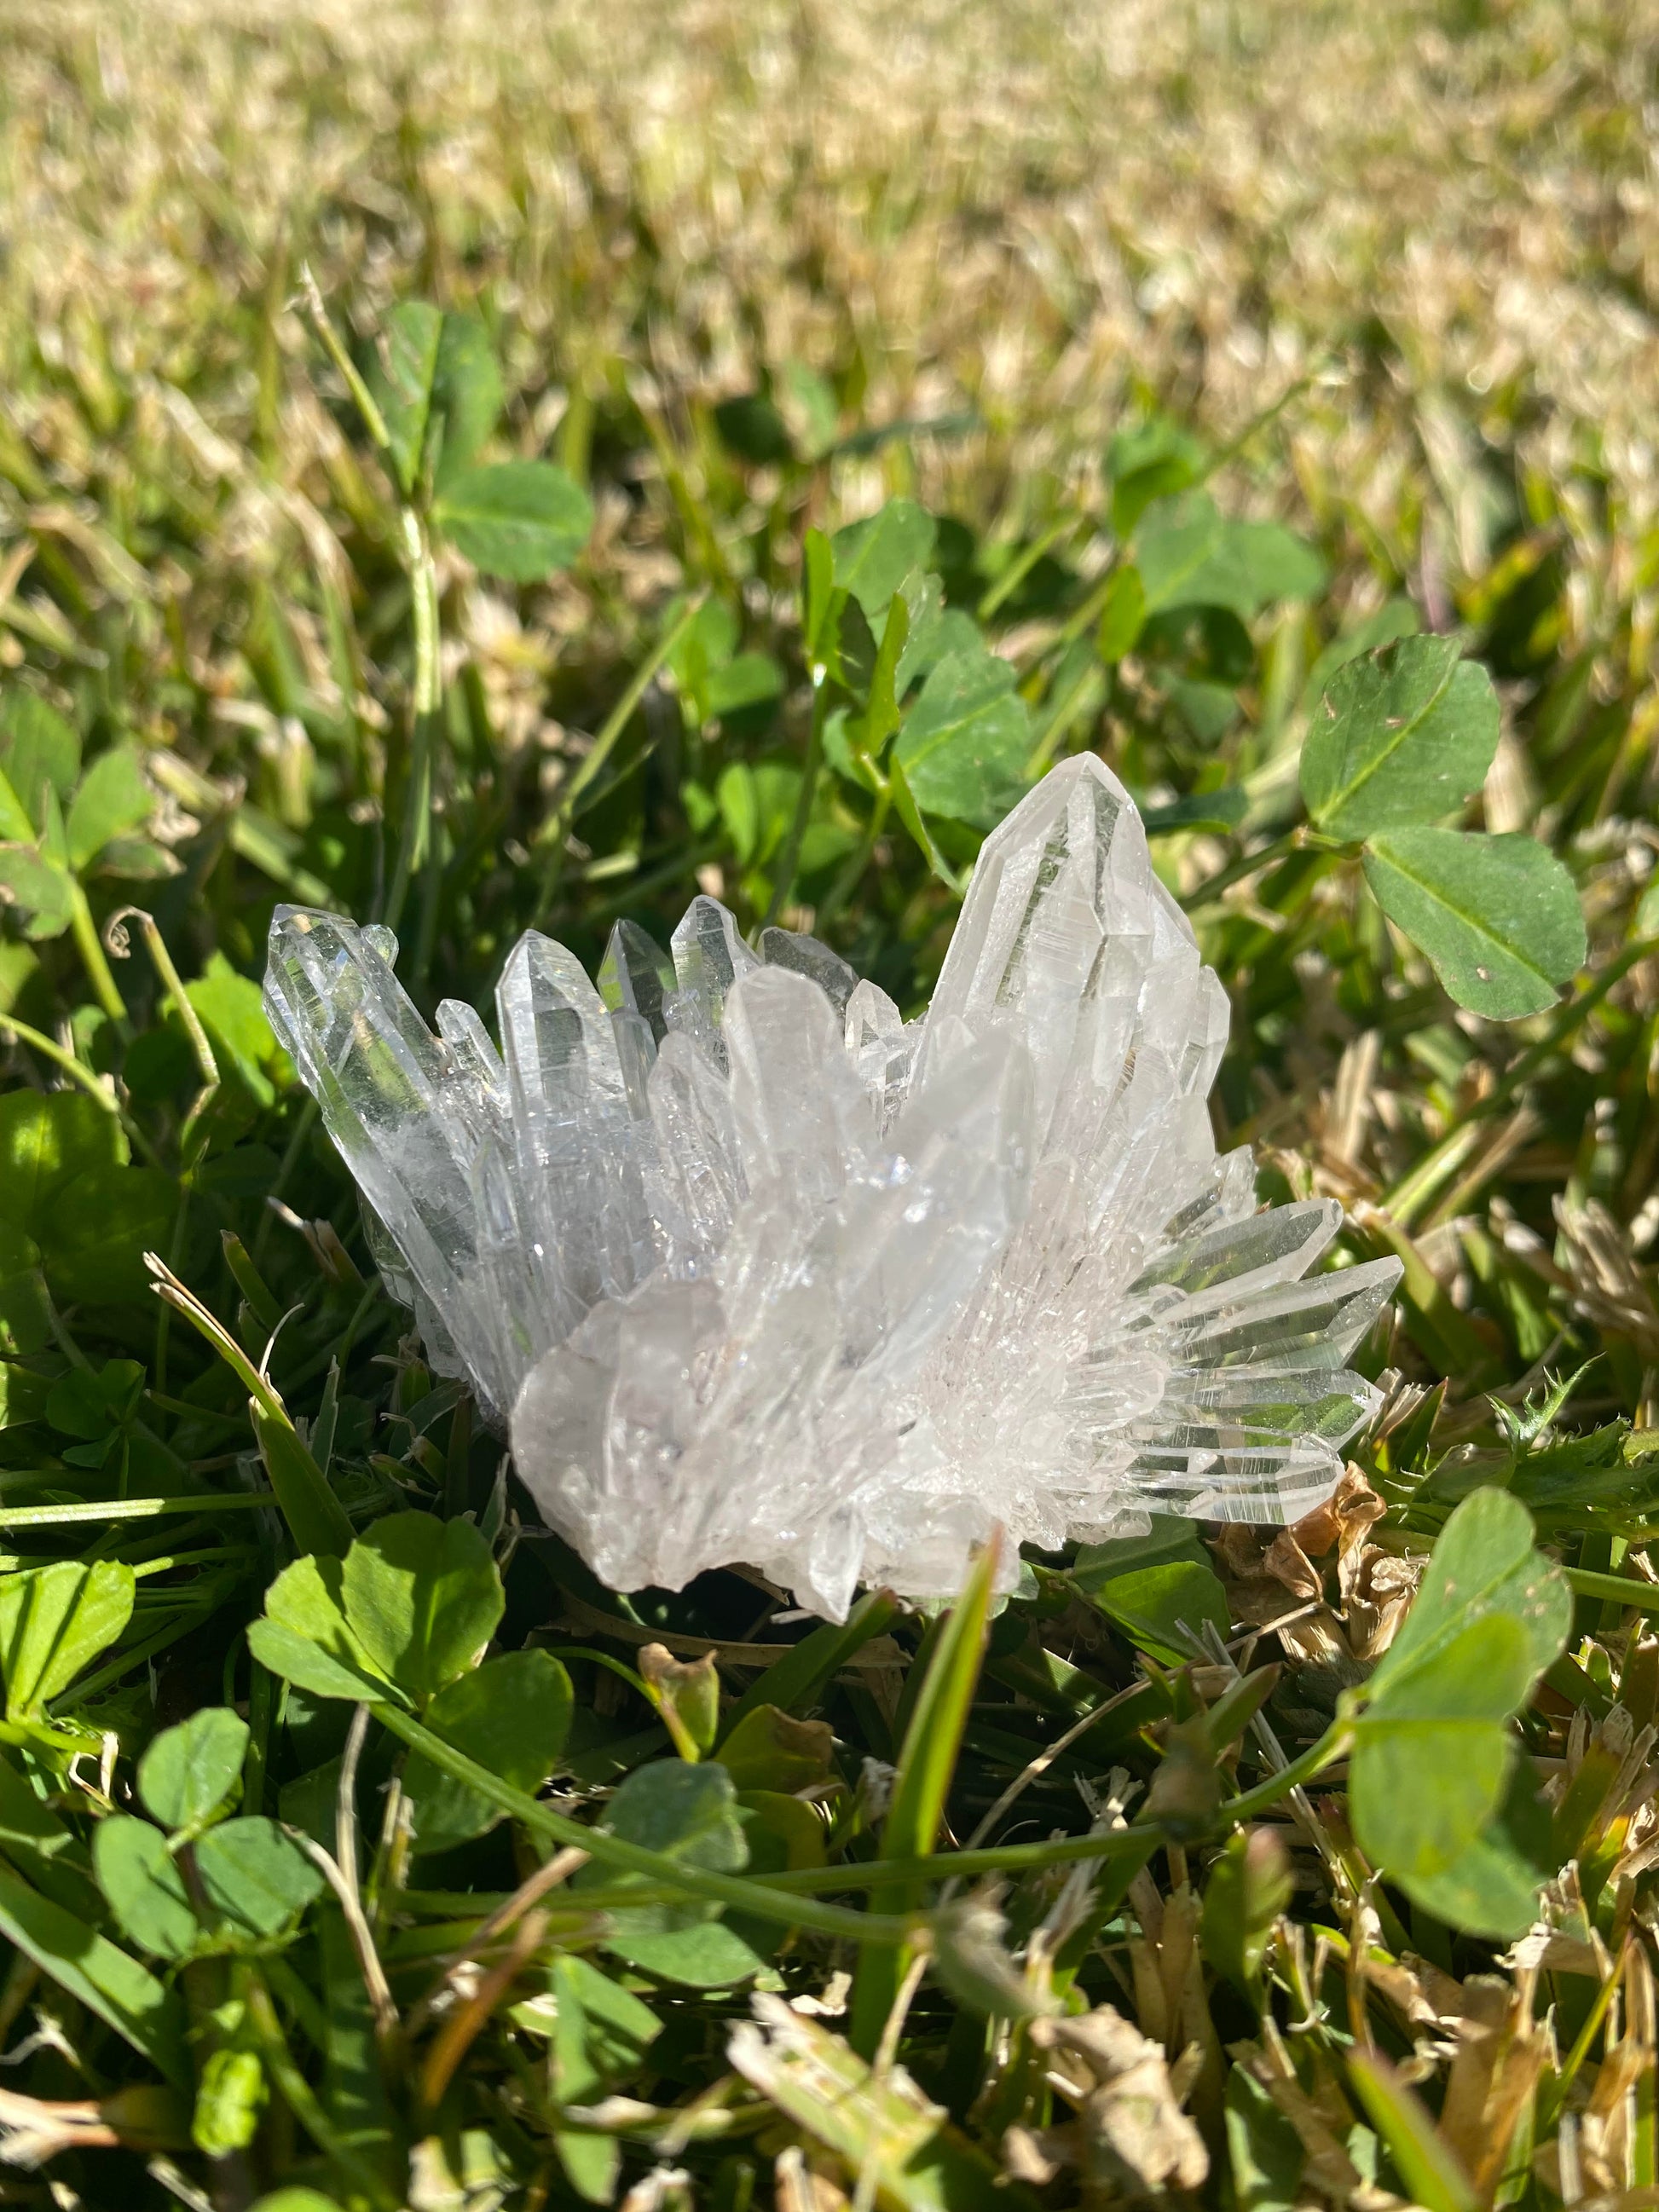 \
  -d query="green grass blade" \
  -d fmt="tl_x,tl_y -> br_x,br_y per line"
249,1401 -> 356,1559
1347,2052 -> 1477,2212
848,1542 -> 997,2053
0,1863 -> 189,2087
